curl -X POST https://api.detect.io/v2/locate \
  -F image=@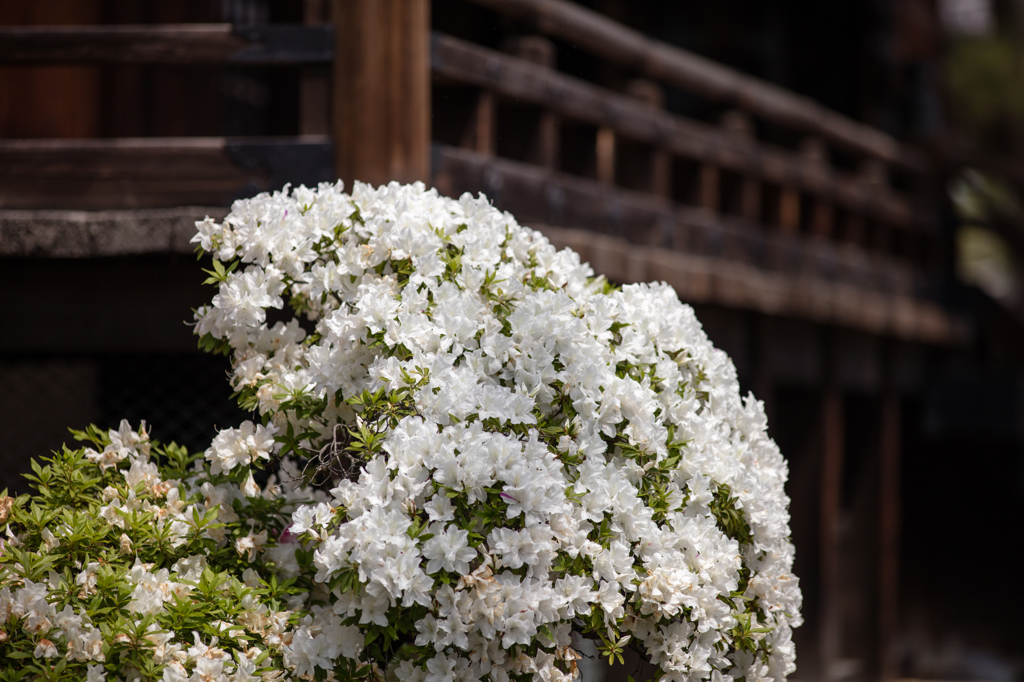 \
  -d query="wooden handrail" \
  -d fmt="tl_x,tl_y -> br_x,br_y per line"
462,0 -> 925,172
432,144 -> 924,296
0,24 -> 333,64
432,33 -> 919,229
